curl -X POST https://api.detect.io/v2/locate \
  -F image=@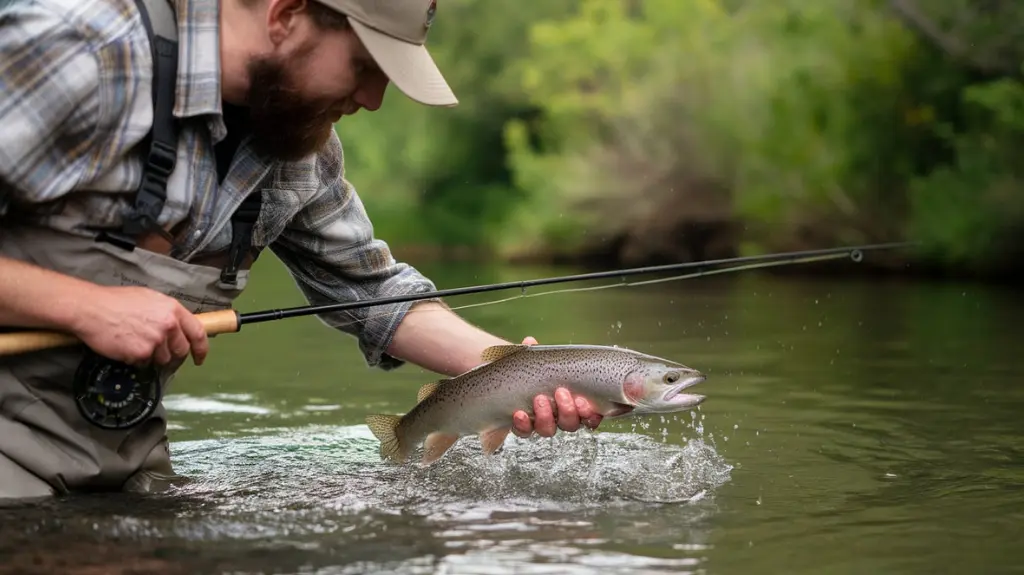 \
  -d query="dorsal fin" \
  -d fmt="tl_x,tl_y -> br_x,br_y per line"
480,344 -> 529,363
417,380 -> 444,402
